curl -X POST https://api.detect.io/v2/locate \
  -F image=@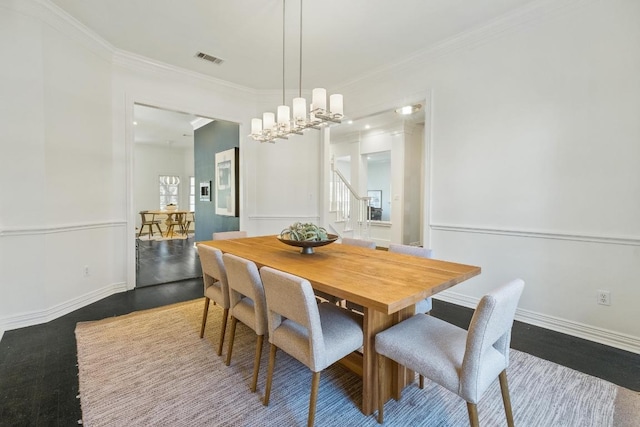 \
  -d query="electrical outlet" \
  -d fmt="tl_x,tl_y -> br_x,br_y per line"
597,290 -> 610,306
83,266 -> 90,277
